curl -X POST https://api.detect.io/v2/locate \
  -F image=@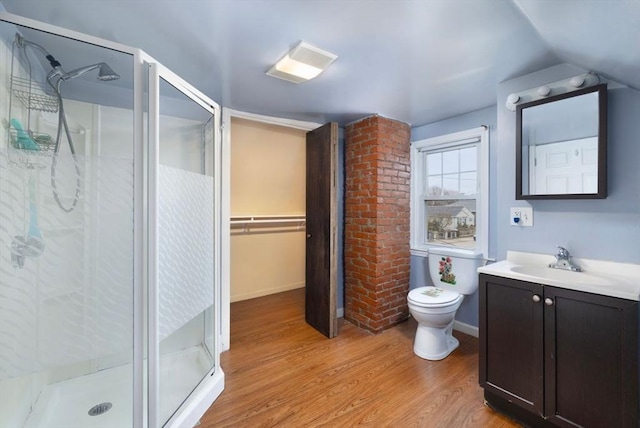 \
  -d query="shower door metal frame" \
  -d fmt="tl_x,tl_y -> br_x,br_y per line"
147,61 -> 224,428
